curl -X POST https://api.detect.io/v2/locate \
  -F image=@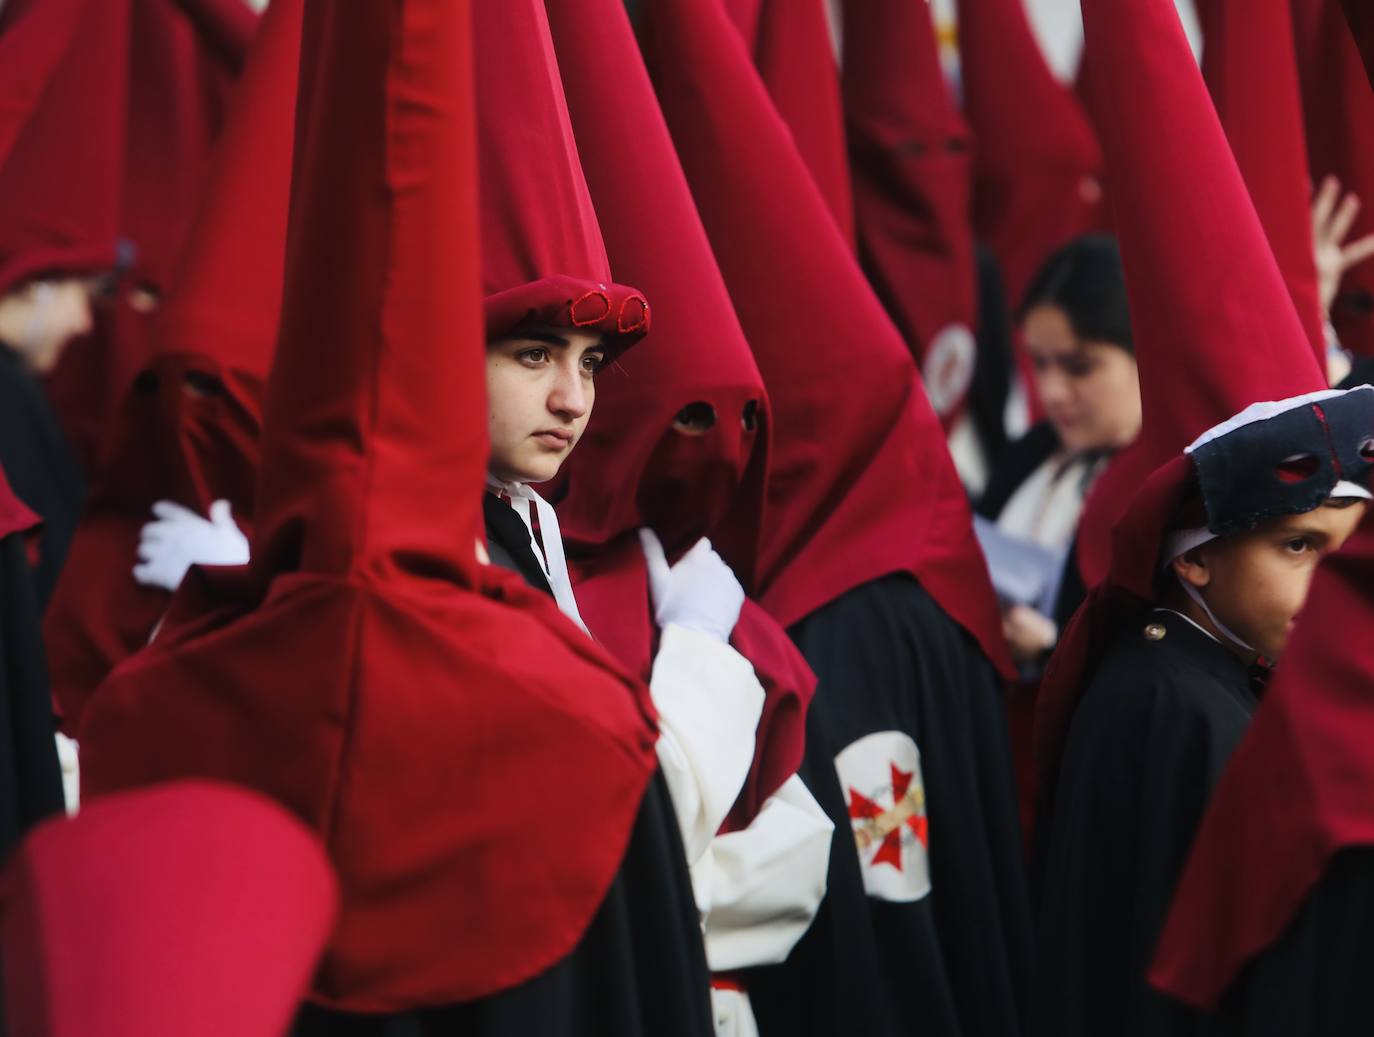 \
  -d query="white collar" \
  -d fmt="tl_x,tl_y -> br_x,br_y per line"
487,474 -> 588,635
